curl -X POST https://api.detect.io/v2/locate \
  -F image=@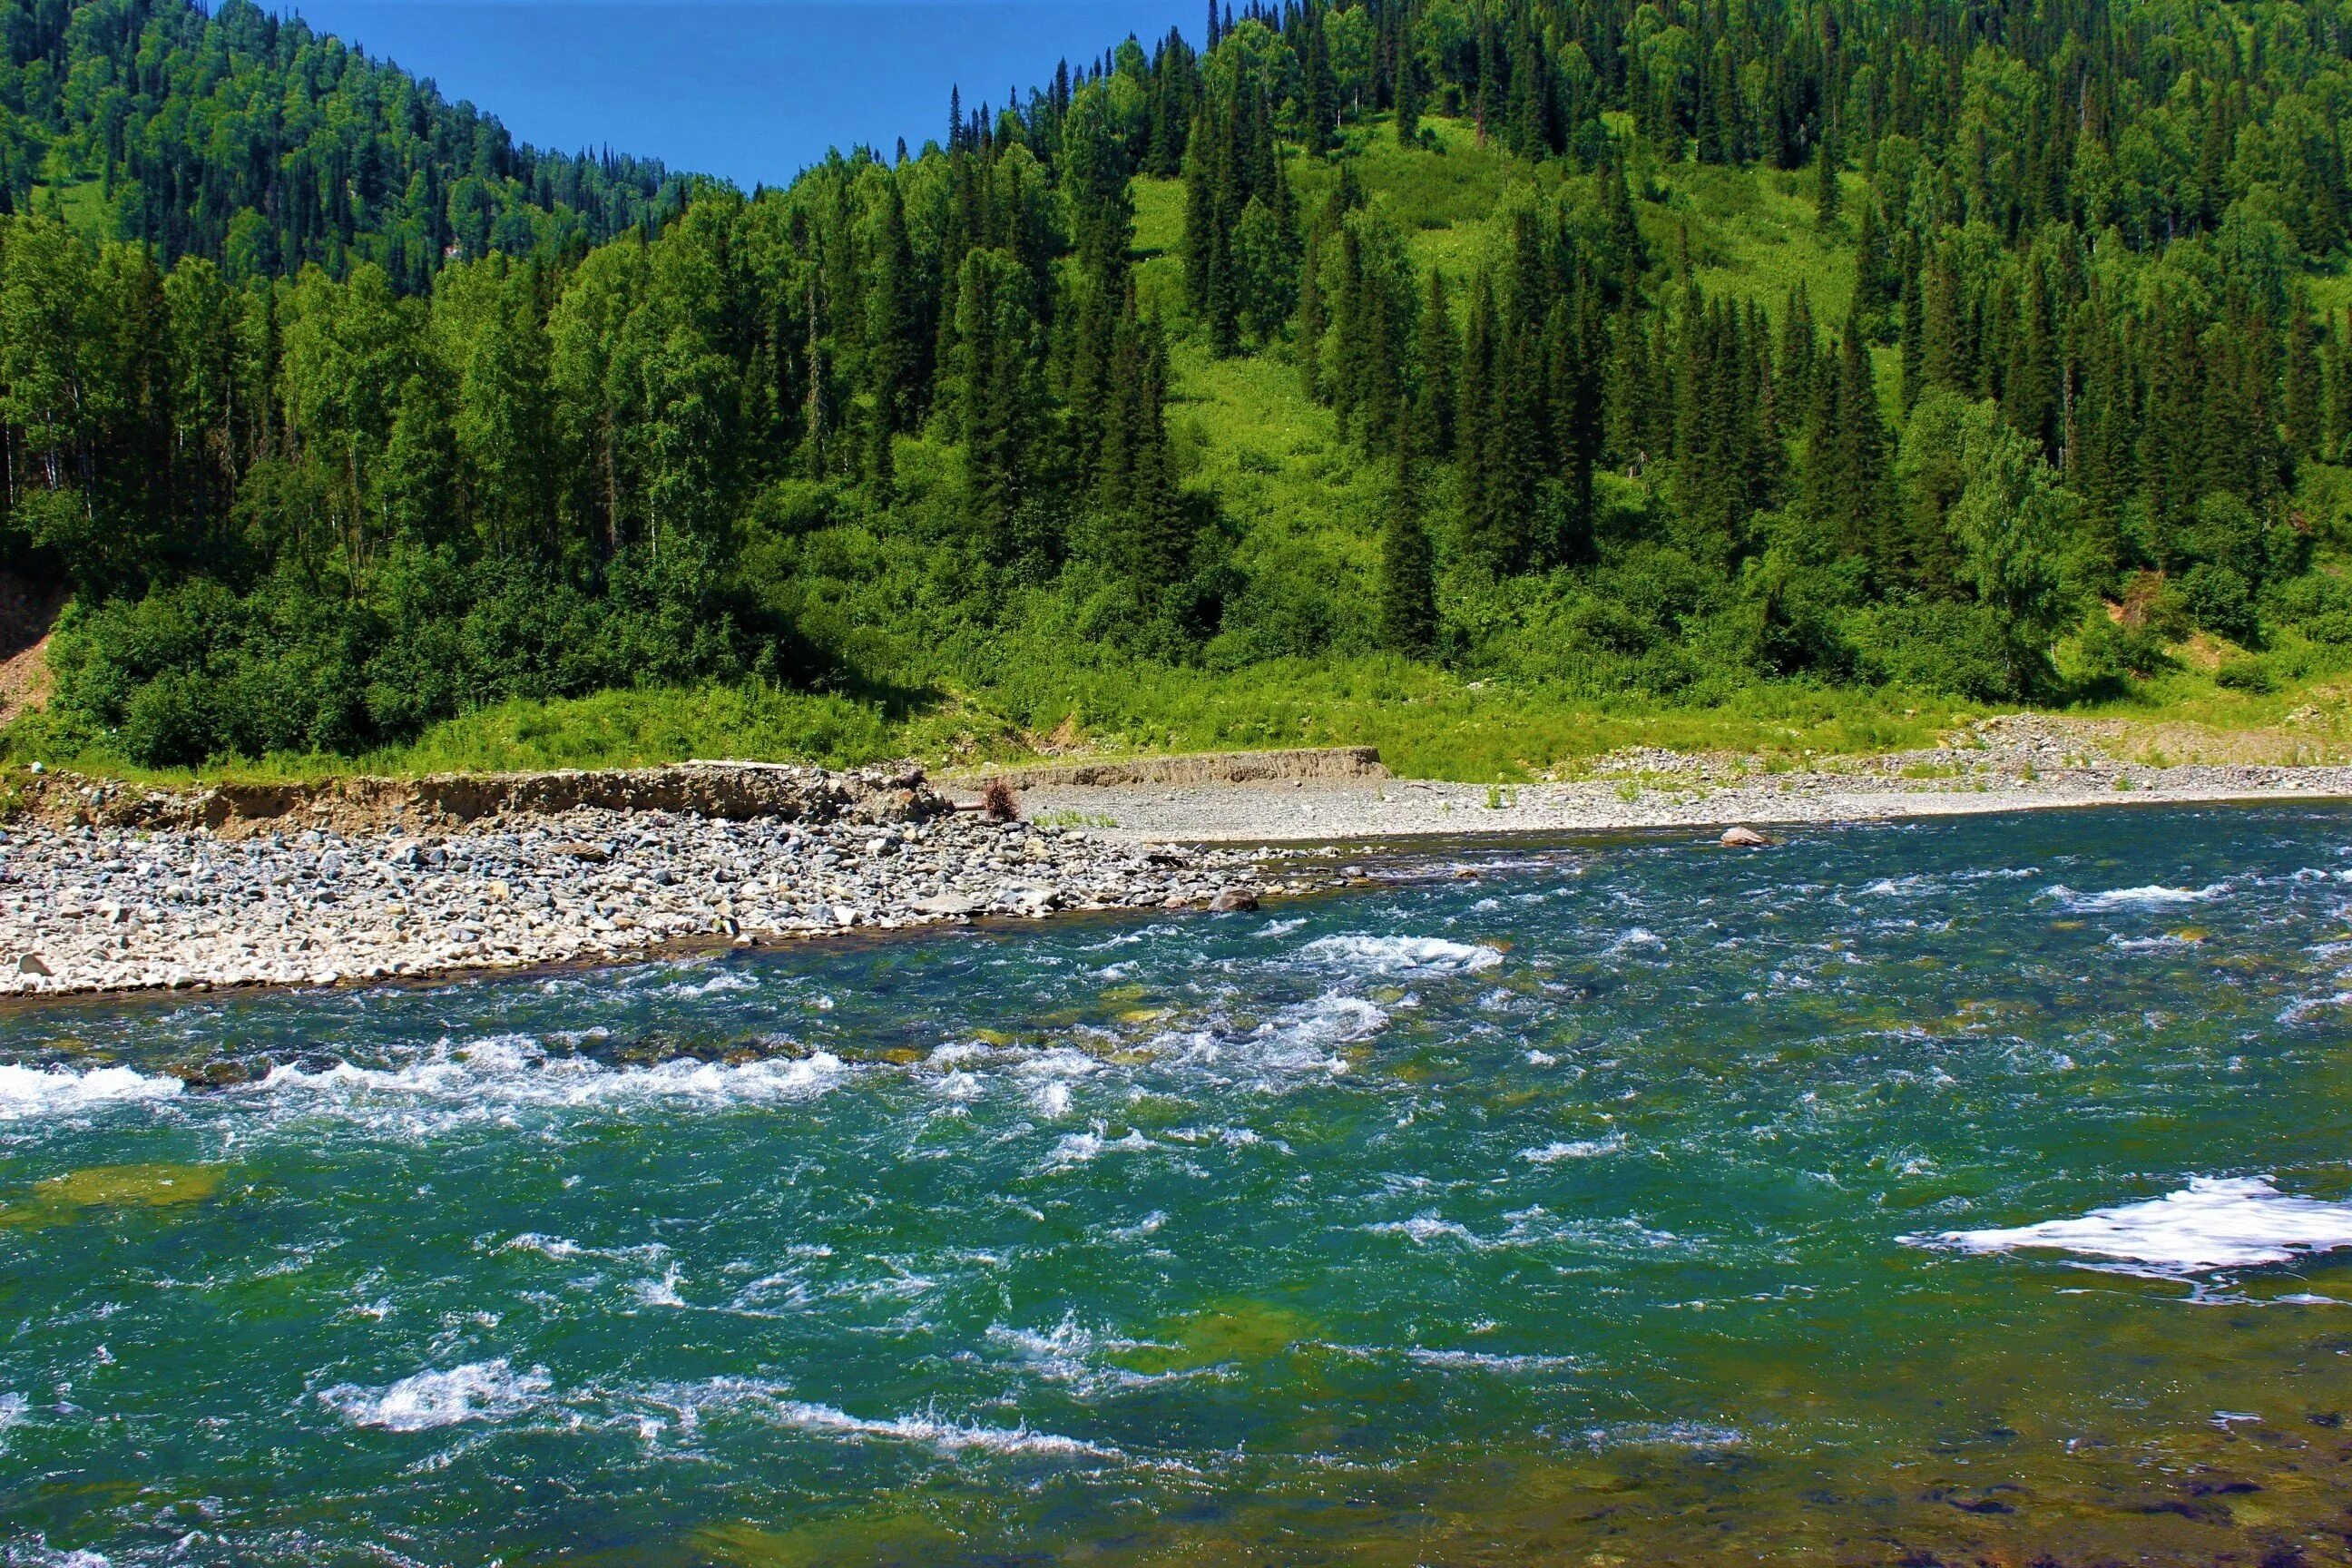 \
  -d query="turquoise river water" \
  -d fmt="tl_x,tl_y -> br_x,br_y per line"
7,805 -> 2352,1565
